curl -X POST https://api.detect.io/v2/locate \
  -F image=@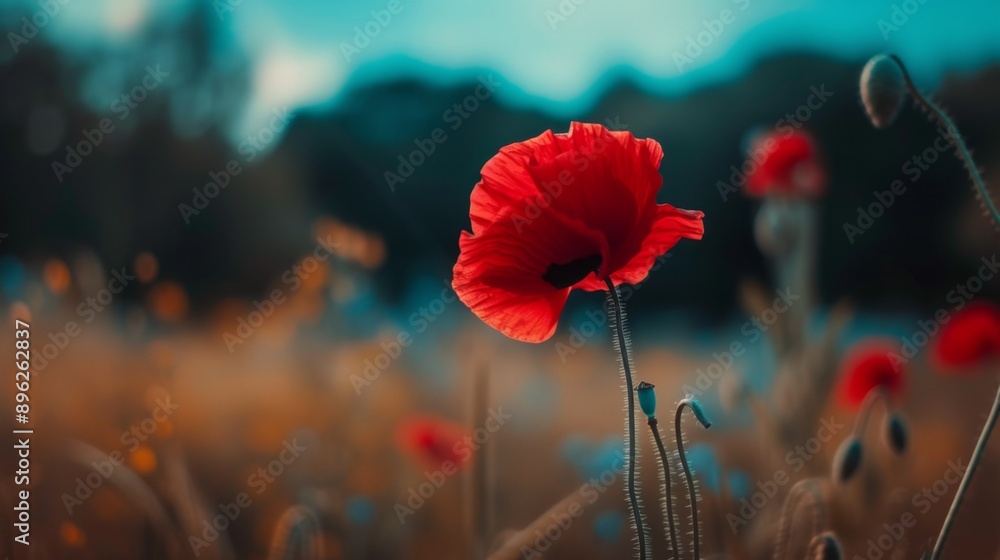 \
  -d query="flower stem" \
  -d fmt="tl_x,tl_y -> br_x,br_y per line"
929,383 -> 1000,560
648,417 -> 681,558
854,387 -> 889,438
675,399 -> 704,560
890,54 -> 1000,227
605,278 -> 649,560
